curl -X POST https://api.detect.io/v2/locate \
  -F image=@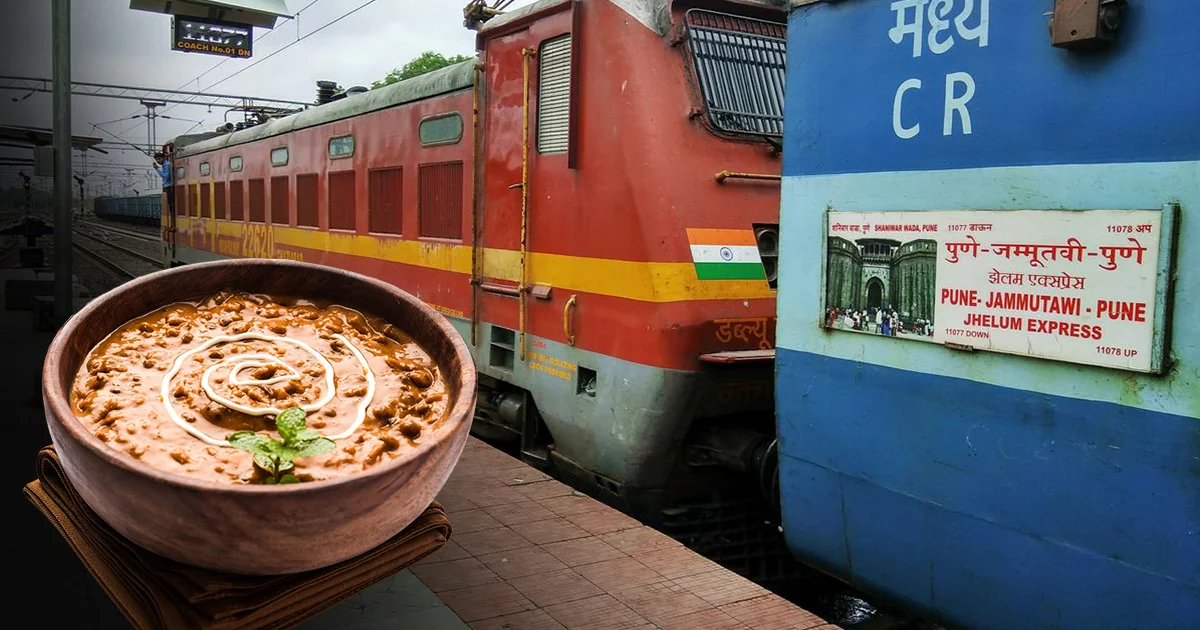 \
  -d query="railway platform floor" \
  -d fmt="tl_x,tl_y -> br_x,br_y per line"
3,302 -> 839,630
